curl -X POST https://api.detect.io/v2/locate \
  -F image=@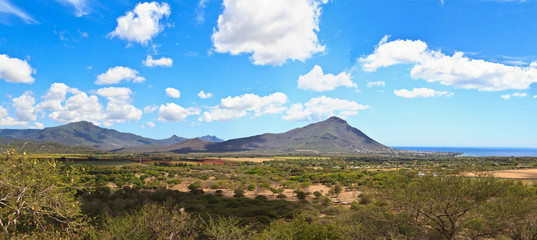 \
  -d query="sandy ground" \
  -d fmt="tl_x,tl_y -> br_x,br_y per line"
489,169 -> 537,179
171,182 -> 360,203
216,157 -> 282,163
